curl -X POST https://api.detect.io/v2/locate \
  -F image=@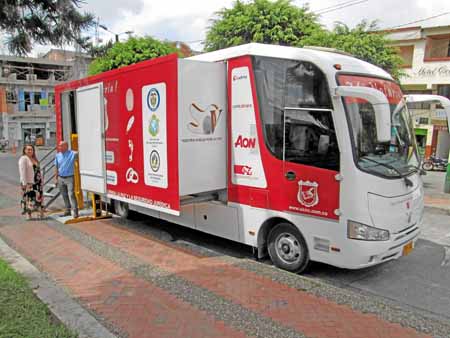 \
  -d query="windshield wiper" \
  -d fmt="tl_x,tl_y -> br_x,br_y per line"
360,156 -> 413,187
404,164 -> 425,175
